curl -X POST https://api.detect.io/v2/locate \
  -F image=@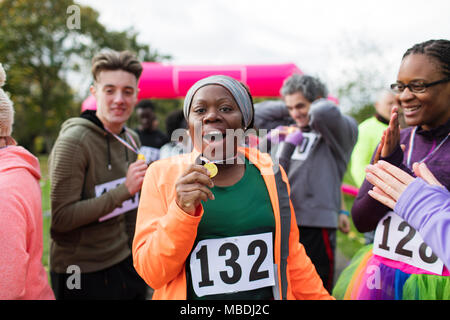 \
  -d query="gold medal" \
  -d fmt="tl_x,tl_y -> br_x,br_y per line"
203,162 -> 218,178
137,154 -> 146,161
287,126 -> 297,134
